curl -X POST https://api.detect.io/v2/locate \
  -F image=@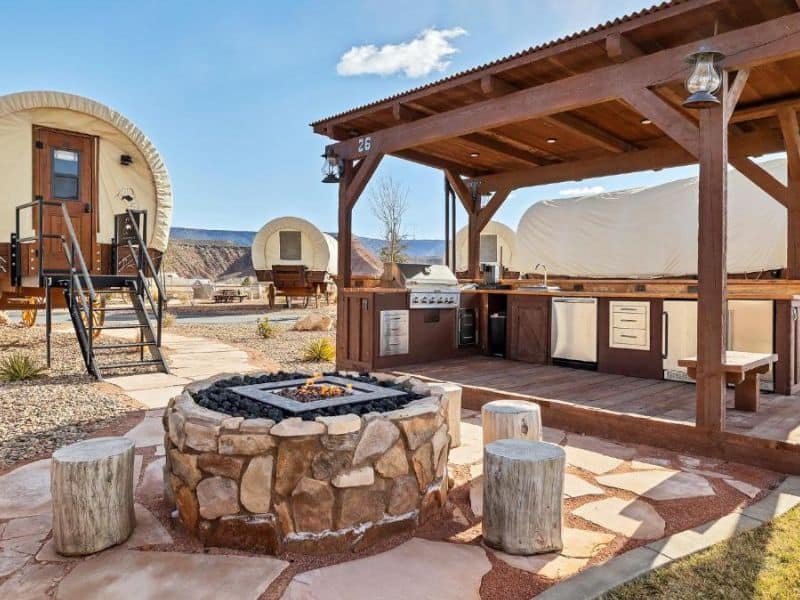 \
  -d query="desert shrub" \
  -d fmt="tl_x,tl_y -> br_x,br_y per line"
162,311 -> 177,328
257,316 -> 276,339
0,353 -> 46,381
302,338 -> 336,362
